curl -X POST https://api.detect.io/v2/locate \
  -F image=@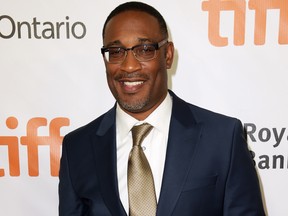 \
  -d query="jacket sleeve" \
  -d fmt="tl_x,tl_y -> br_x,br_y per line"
223,120 -> 266,216
58,136 -> 86,216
